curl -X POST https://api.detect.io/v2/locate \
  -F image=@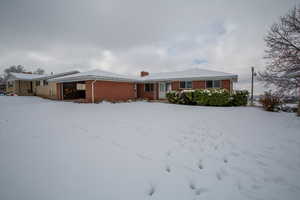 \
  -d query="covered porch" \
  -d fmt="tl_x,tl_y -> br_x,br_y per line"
57,81 -> 86,101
